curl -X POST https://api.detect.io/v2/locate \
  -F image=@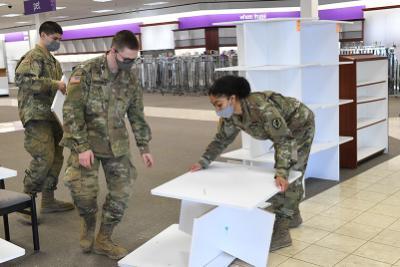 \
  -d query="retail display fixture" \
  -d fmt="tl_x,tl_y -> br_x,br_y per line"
339,54 -> 388,168
339,19 -> 364,43
173,26 -> 237,52
119,162 -> 302,267
0,68 -> 9,96
214,18 -> 354,181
